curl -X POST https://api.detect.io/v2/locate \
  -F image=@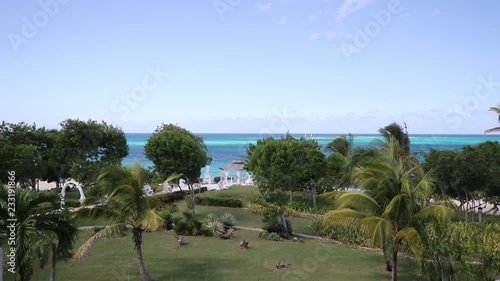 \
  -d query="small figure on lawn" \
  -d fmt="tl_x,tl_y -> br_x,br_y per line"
240,240 -> 249,250
276,260 -> 288,269
176,235 -> 184,246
